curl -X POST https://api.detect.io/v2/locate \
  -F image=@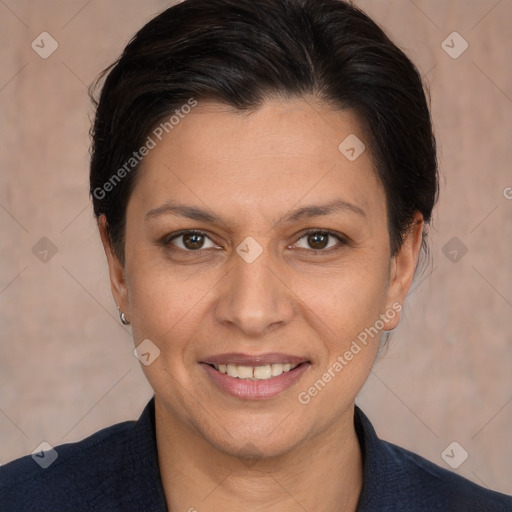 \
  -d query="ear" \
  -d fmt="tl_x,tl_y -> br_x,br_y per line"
384,212 -> 424,330
98,215 -> 130,320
